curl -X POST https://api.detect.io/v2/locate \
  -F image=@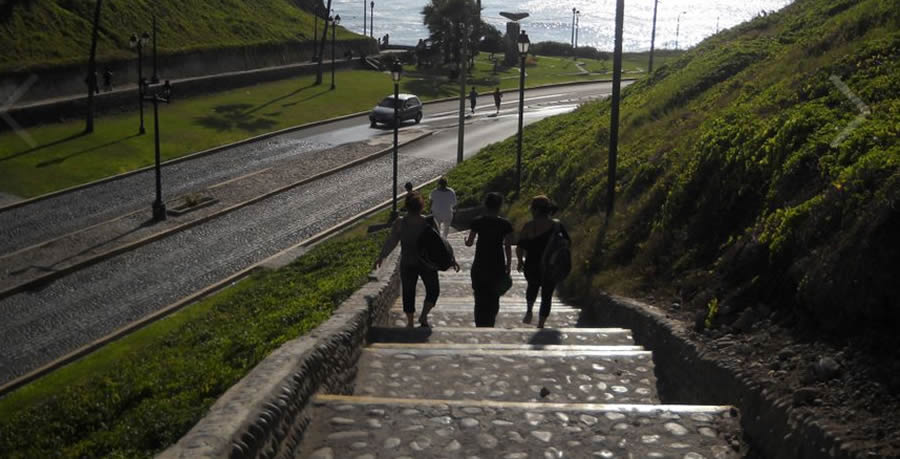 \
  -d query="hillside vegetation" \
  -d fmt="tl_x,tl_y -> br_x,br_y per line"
446,0 -> 898,340
0,0 -> 341,73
